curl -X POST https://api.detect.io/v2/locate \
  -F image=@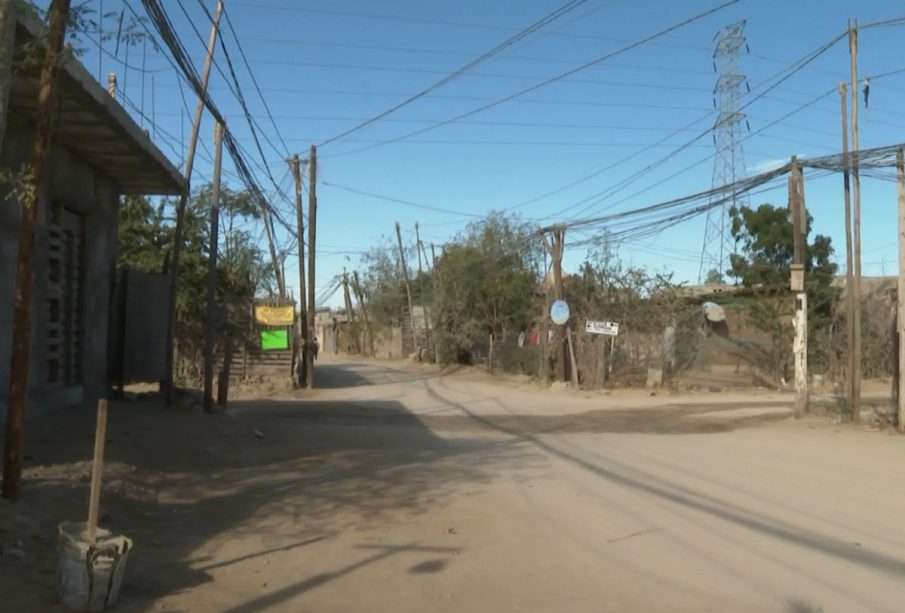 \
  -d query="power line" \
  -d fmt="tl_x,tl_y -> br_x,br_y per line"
550,138 -> 905,249
223,1 -> 711,51
552,31 -> 847,223
321,0 -> 741,157
318,0 -> 594,147
322,182 -> 485,218
180,35 -> 714,75
220,4 -> 291,155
